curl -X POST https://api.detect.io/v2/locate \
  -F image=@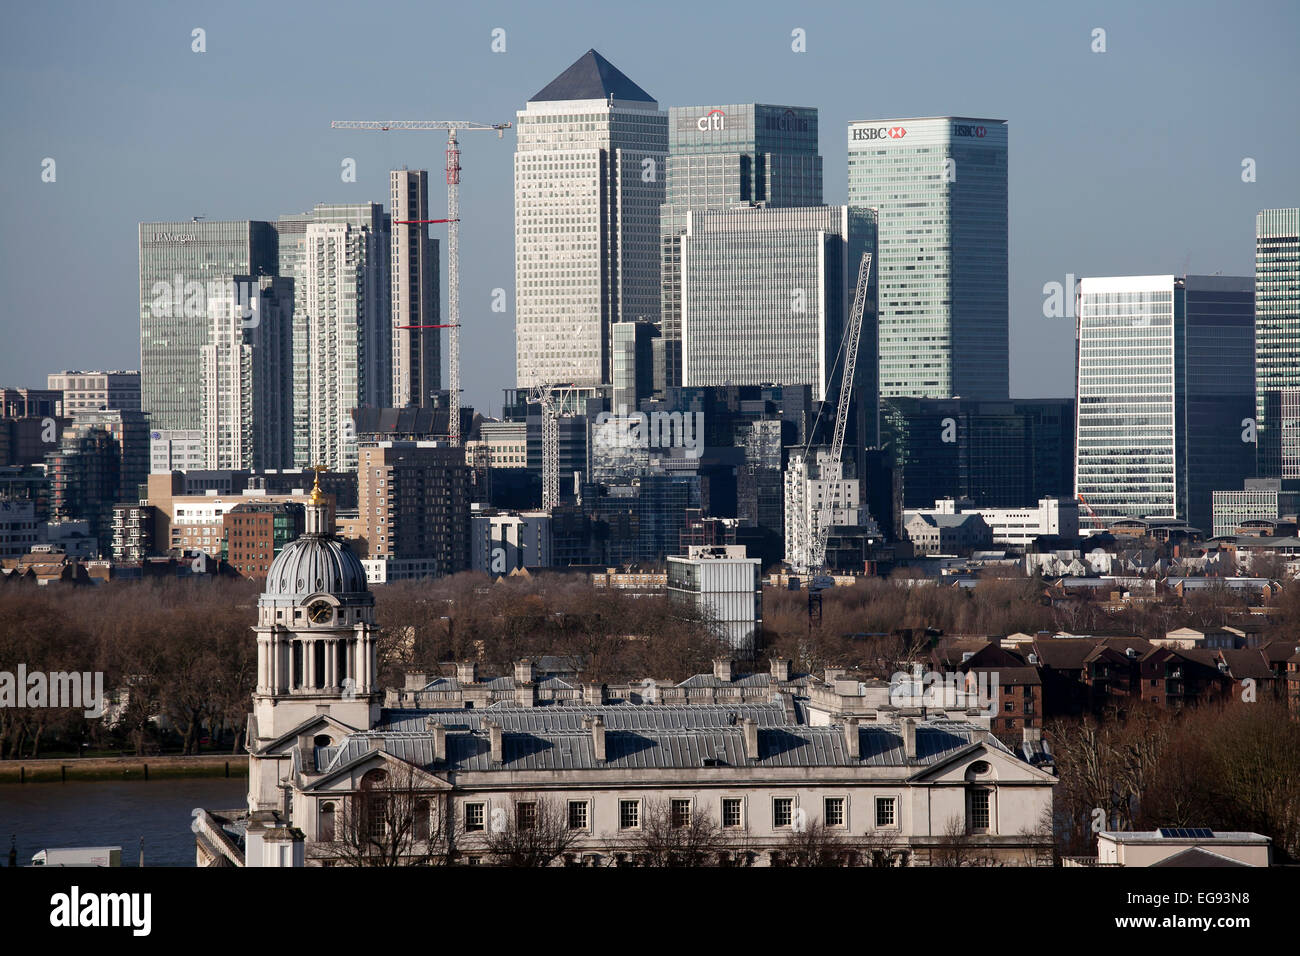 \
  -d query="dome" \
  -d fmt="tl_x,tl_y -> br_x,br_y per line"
262,534 -> 370,606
